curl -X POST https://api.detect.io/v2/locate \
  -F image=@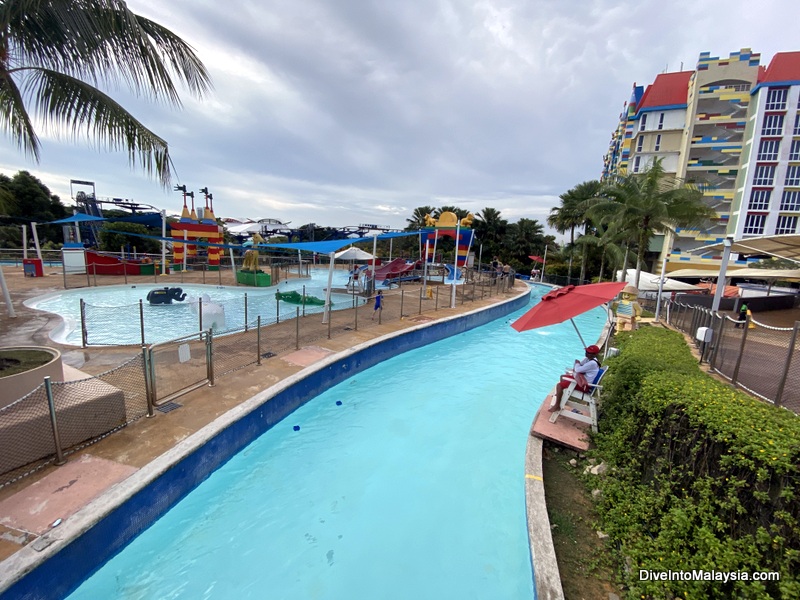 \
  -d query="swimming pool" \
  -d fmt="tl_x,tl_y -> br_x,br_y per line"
24,268 -> 366,346
64,285 -> 606,599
